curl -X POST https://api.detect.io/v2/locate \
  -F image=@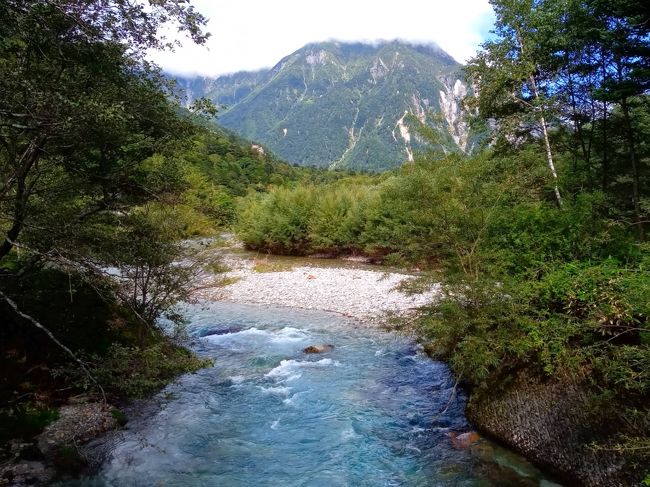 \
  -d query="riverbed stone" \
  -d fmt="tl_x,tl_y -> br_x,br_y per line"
303,344 -> 334,354
448,431 -> 480,448
195,251 -> 441,324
